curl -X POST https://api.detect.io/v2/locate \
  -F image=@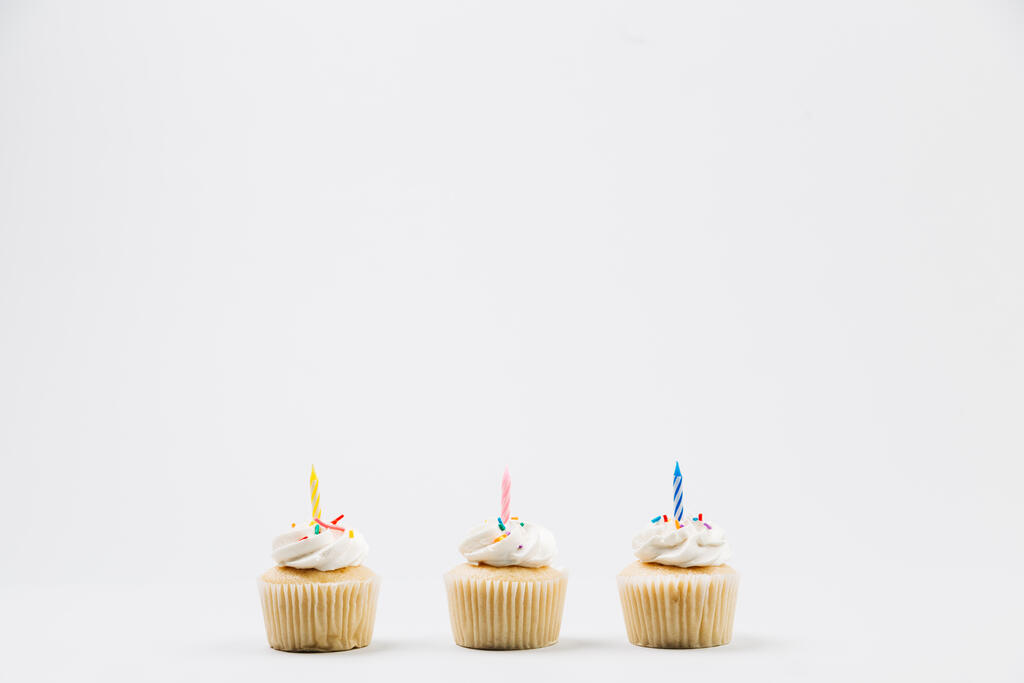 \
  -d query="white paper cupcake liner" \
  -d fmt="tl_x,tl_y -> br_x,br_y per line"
617,564 -> 739,648
444,567 -> 568,650
257,574 -> 380,652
